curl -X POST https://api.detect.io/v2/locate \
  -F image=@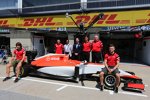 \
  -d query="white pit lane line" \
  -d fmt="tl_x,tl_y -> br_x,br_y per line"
109,90 -> 114,95
0,77 -> 148,97
56,85 -> 68,91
